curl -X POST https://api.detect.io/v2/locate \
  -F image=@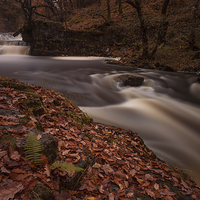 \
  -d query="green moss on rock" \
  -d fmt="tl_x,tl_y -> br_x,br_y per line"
0,133 -> 16,150
31,182 -> 55,200
0,78 -> 30,91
